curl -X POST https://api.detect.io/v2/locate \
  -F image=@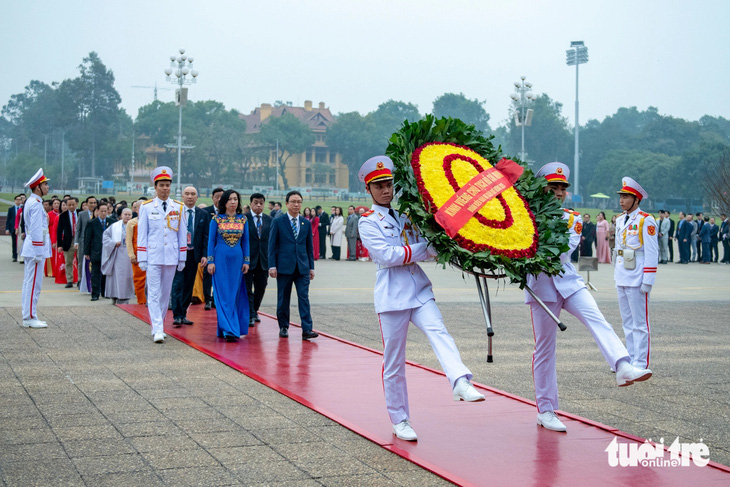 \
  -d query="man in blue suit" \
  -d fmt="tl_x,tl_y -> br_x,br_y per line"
268,190 -> 318,340
5,195 -> 23,262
